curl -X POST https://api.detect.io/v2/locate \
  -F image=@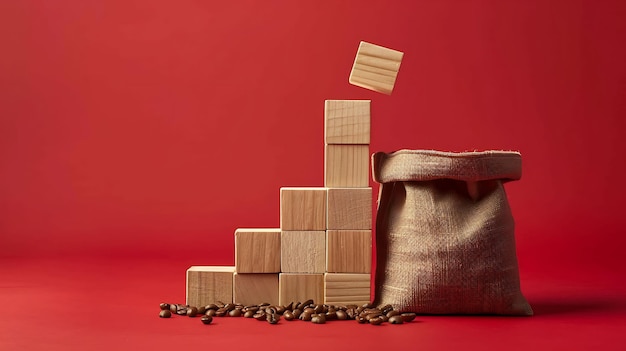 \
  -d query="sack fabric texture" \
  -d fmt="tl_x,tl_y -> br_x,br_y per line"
372,150 -> 532,315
